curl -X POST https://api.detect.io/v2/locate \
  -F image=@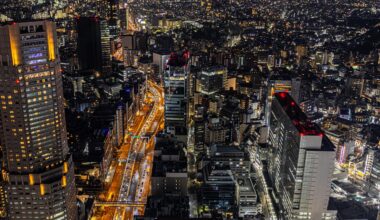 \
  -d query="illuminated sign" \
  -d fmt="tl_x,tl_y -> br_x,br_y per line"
24,71 -> 50,80
45,23 -> 56,61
